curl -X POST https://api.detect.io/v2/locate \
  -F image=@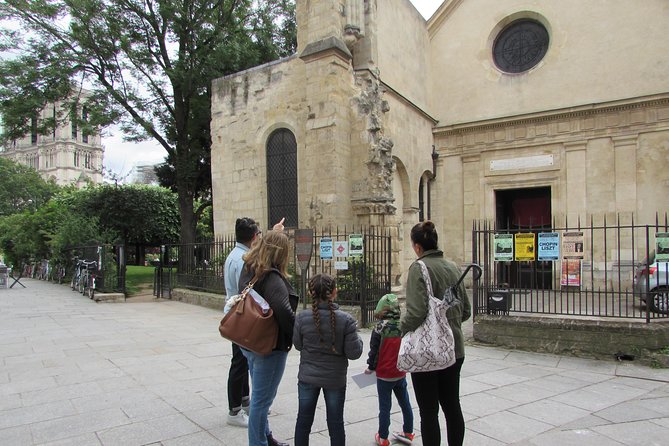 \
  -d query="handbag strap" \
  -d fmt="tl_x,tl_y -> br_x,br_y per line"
240,280 -> 256,297
416,260 -> 461,307
416,260 -> 435,298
